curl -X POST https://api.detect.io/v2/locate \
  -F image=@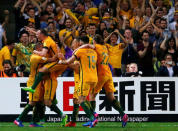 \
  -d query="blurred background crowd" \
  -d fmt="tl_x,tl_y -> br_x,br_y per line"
0,0 -> 178,77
